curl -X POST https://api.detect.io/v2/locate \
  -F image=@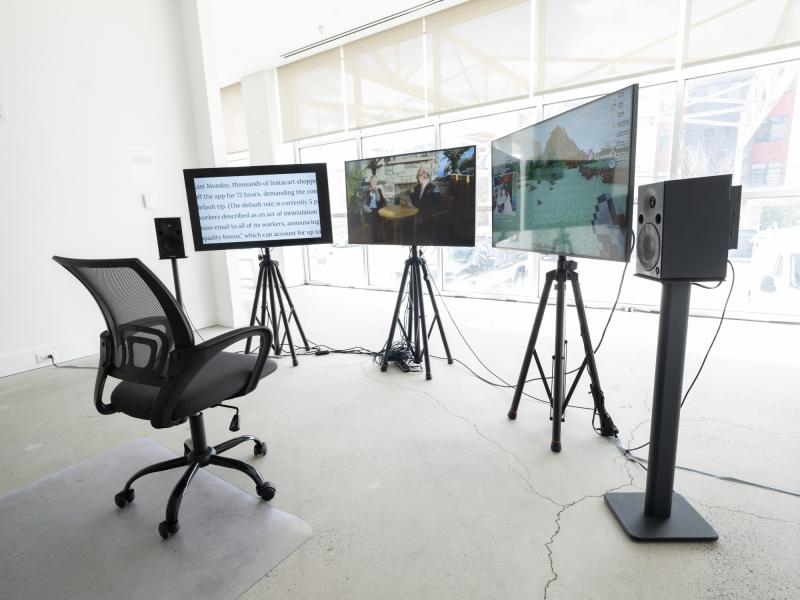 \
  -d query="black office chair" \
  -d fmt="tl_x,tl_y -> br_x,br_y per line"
53,256 -> 278,539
